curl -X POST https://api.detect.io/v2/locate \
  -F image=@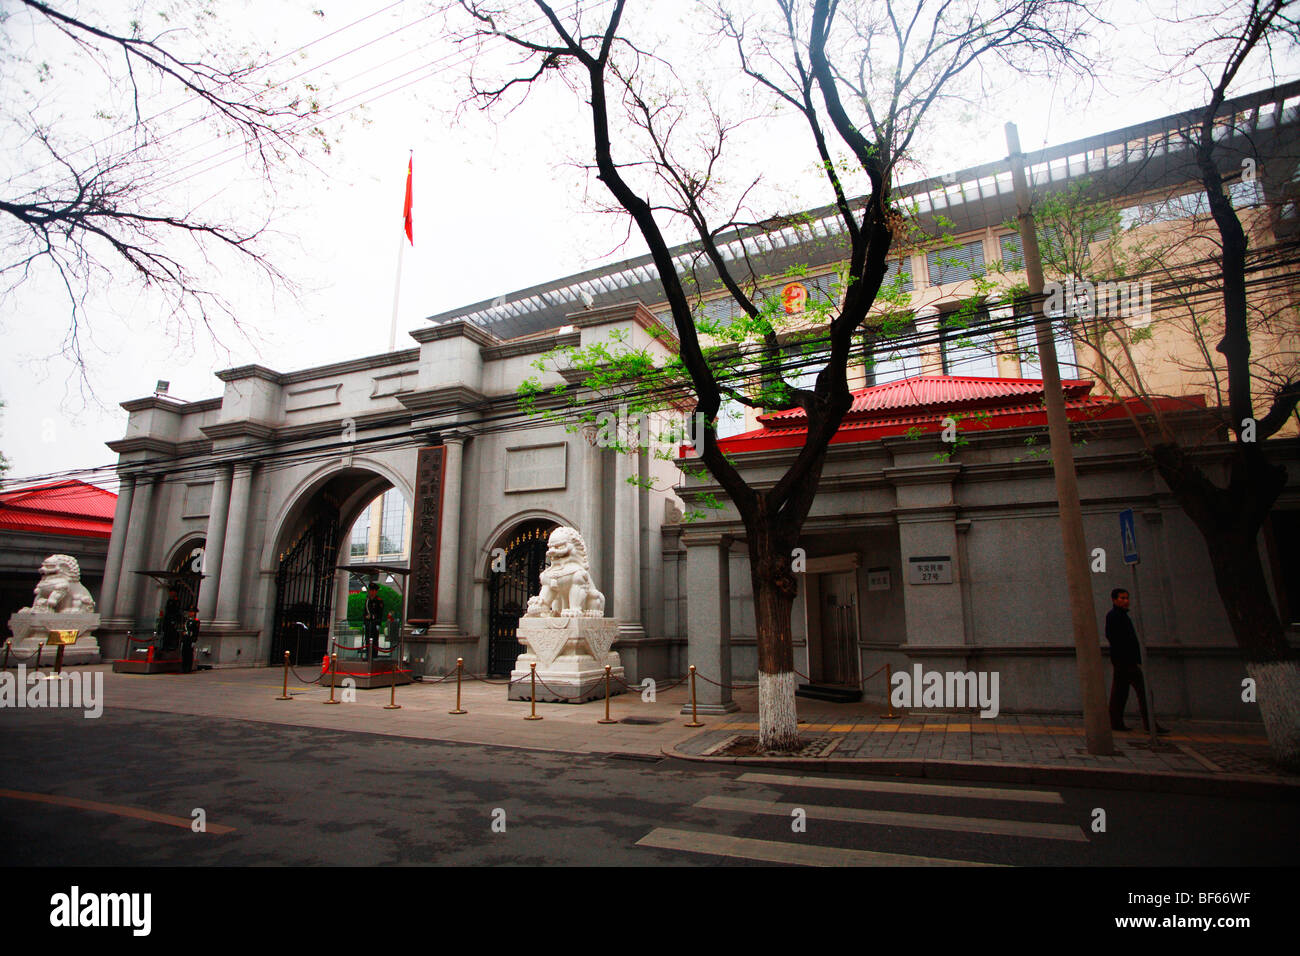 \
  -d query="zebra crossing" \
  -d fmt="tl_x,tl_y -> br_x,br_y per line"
635,771 -> 1089,866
